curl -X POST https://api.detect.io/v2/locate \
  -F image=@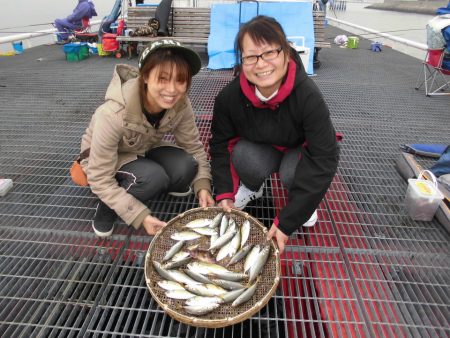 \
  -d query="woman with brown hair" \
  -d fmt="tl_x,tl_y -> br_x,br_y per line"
210,16 -> 339,254
78,40 -> 214,237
